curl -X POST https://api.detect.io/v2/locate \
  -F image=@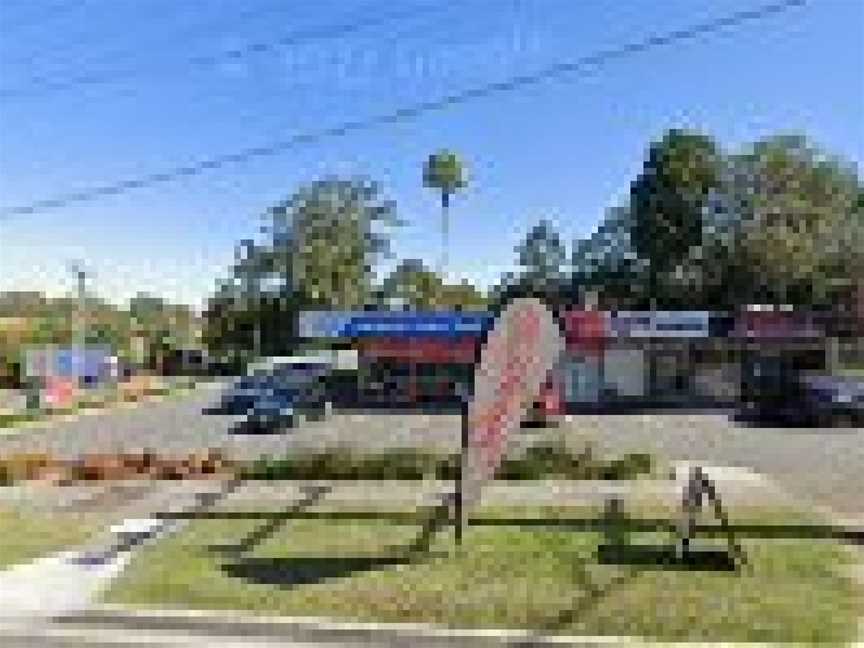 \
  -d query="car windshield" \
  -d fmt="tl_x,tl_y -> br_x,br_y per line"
274,364 -> 329,381
232,365 -> 327,390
